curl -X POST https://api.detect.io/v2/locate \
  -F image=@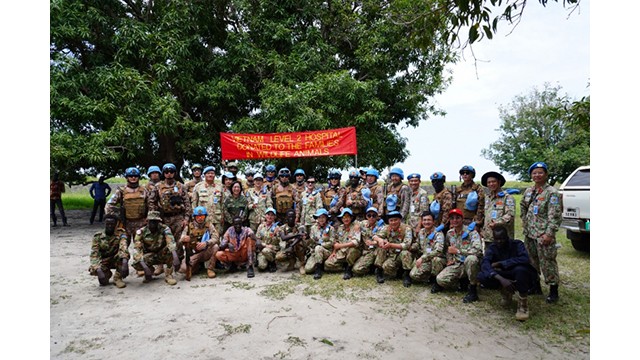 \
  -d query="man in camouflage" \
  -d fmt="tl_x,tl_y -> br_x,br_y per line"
324,208 -> 362,280
105,167 -> 149,247
131,211 -> 181,285
145,165 -> 162,193
481,171 -> 516,251
371,211 -> 414,287
321,169 -> 344,224
88,215 -> 130,288
432,209 -> 483,303
245,173 -> 273,232
303,209 -> 336,279
292,168 -> 307,203
352,207 -> 386,276
275,209 -> 306,273
178,206 -> 220,280
263,164 -> 278,192
430,172 -> 453,228
272,168 -> 296,224
363,169 -> 384,215
520,161 -> 563,303
409,212 -> 446,286
184,163 -> 203,202
406,173 -> 430,229
296,176 -> 323,235
192,166 -> 225,237
452,165 -> 485,227
384,168 -> 411,220
255,208 -> 283,272
337,169 -> 369,221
